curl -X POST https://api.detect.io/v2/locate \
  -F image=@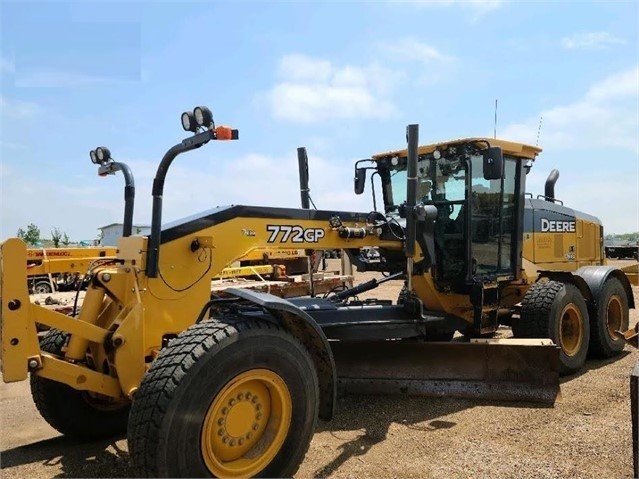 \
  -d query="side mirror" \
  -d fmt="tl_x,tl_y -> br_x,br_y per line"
354,167 -> 366,195
483,146 -> 503,180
